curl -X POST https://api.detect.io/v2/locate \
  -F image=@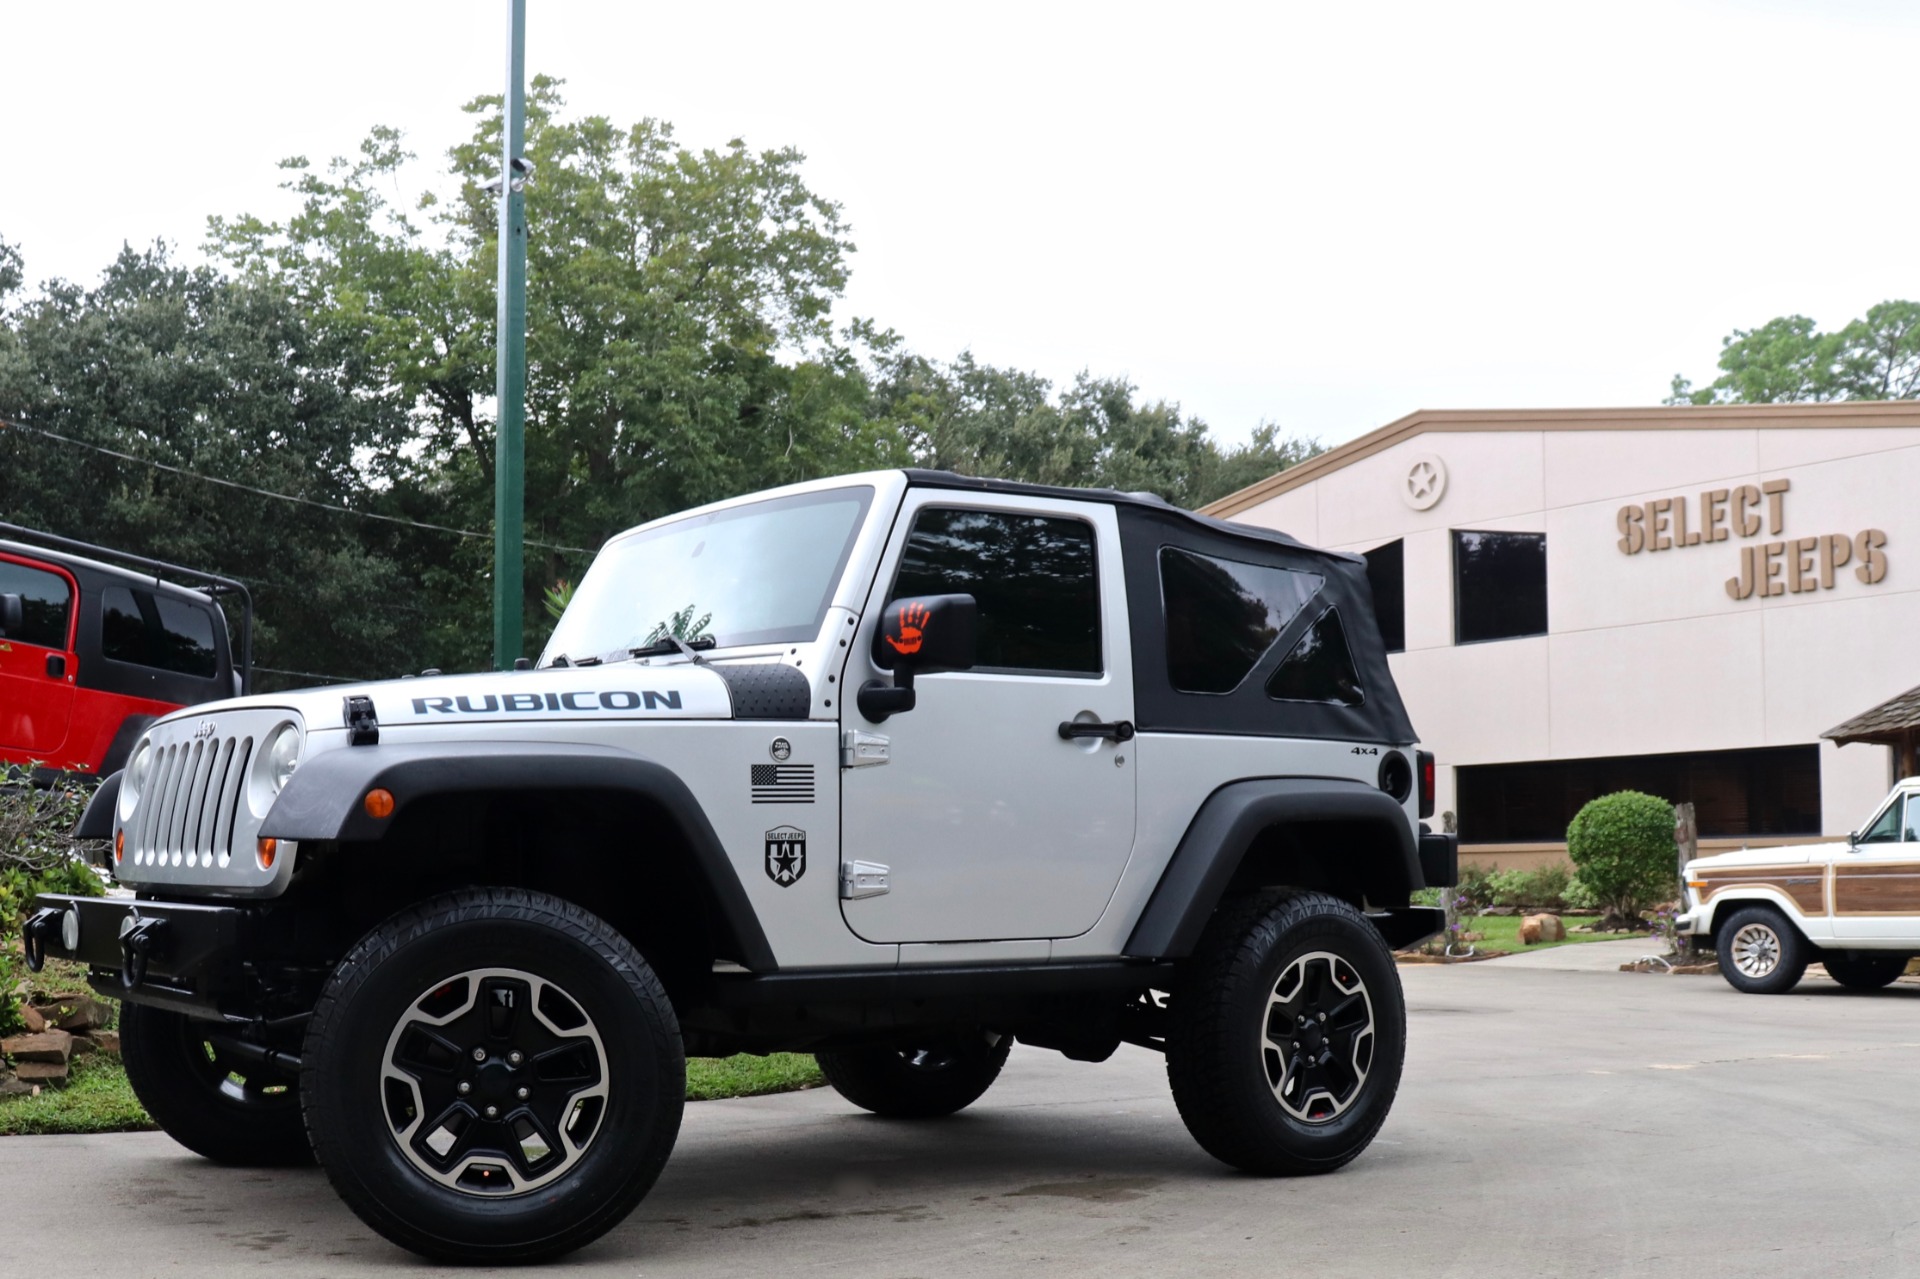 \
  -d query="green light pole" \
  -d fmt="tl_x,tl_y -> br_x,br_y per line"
492,0 -> 529,670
